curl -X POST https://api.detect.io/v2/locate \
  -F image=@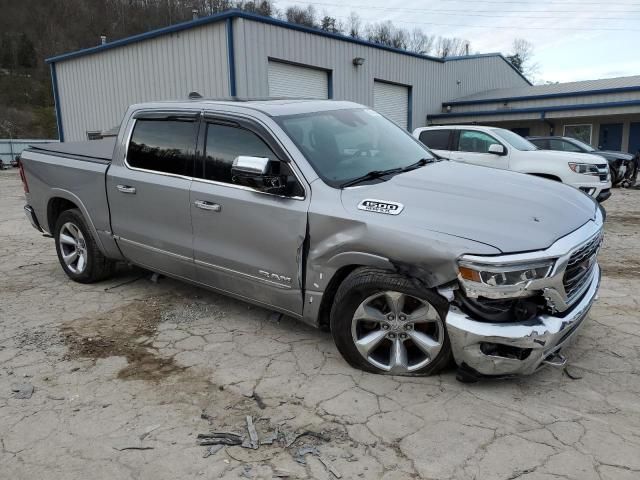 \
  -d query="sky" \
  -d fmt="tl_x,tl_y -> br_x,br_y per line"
278,0 -> 640,84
